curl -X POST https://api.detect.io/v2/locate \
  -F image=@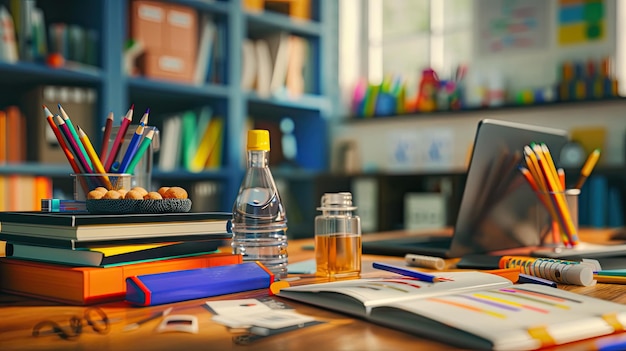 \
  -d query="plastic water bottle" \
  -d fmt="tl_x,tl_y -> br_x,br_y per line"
231,129 -> 288,279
